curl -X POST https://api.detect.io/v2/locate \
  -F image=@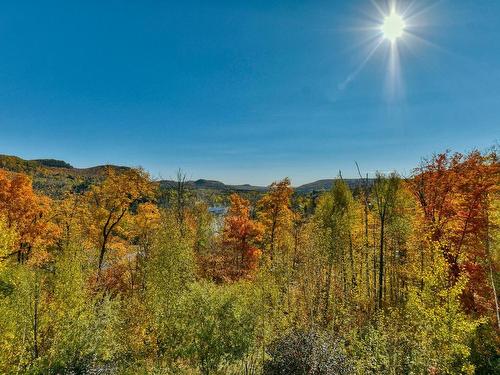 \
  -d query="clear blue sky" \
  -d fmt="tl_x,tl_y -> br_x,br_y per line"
0,0 -> 498,185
